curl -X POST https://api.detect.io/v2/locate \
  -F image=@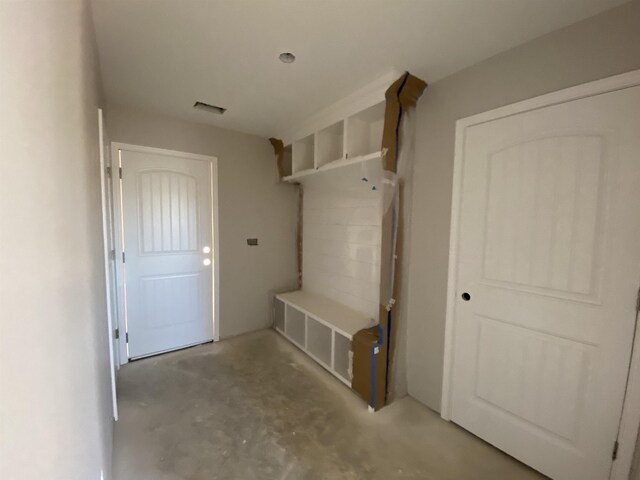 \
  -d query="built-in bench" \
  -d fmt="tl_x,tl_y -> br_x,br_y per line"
274,290 -> 375,386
